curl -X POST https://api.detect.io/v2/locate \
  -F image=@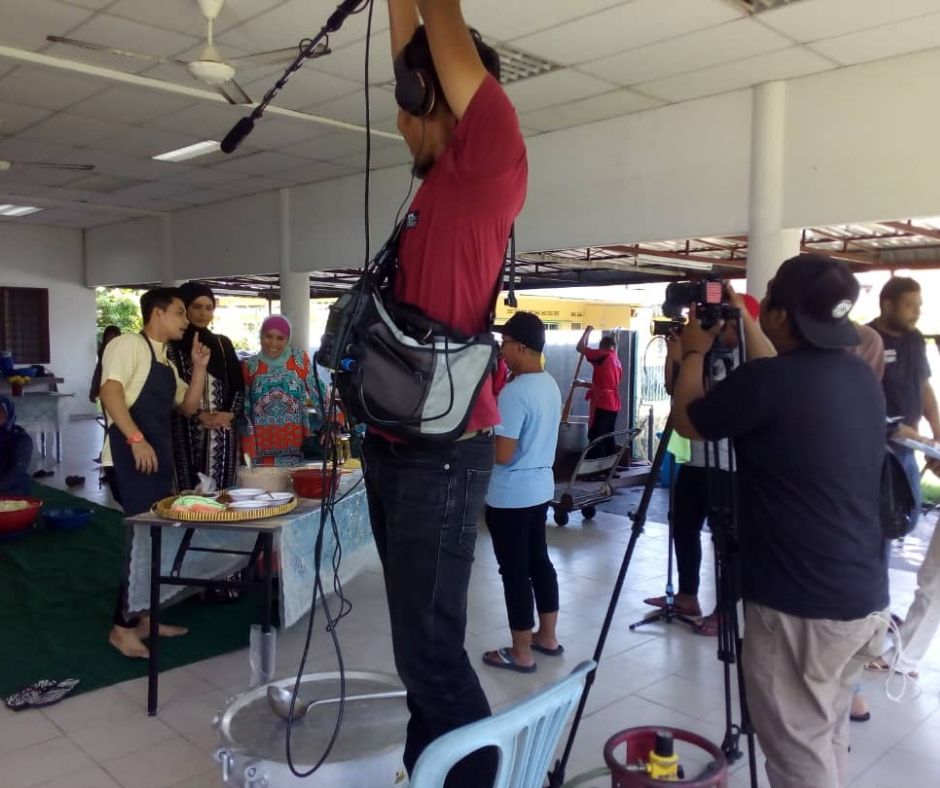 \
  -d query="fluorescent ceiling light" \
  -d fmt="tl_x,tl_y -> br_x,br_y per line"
152,140 -> 220,163
0,204 -> 42,217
